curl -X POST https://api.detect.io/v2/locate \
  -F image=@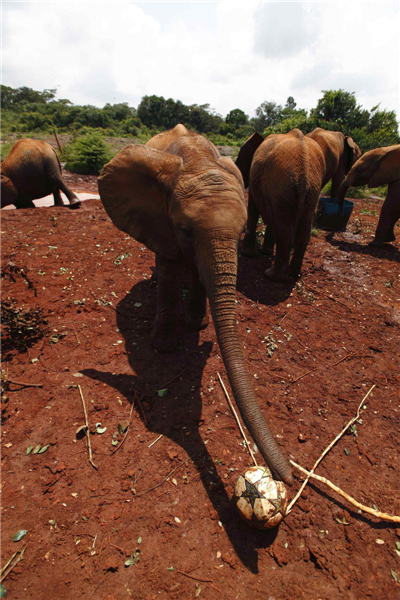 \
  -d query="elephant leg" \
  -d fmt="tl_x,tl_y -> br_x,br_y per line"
187,266 -> 209,331
369,180 -> 400,247
53,190 -> 65,207
289,215 -> 313,279
242,189 -> 261,257
260,224 -> 275,255
16,196 -> 35,209
151,253 -> 184,353
58,181 -> 81,209
264,230 -> 291,282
